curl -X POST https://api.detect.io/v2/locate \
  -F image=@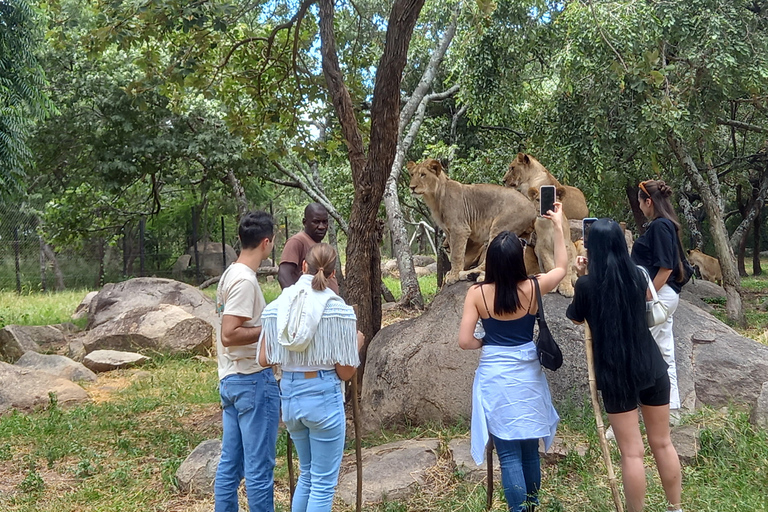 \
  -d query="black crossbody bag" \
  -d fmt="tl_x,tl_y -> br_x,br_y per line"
532,278 -> 563,371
